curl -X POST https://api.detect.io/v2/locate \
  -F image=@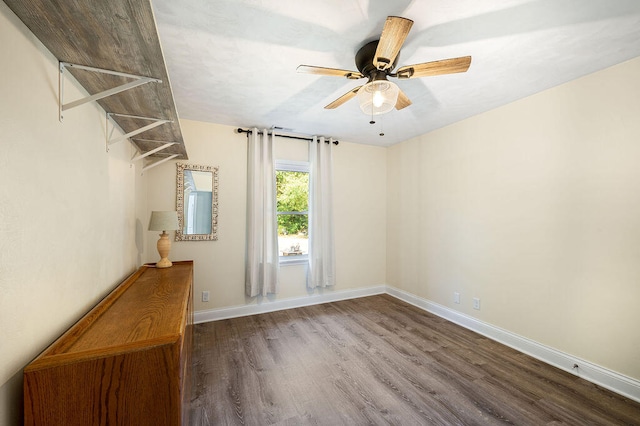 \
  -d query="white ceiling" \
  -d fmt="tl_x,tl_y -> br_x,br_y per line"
152,0 -> 640,147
